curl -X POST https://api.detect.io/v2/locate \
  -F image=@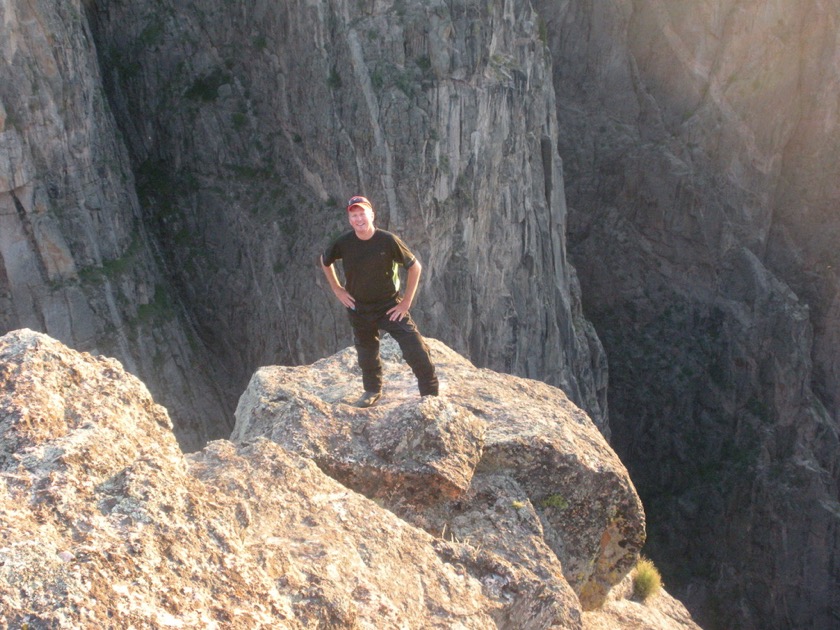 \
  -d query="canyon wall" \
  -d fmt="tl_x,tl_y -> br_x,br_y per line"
2,0 -> 839,628
0,0 -> 231,451
84,0 -> 608,433
534,1 -> 840,627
